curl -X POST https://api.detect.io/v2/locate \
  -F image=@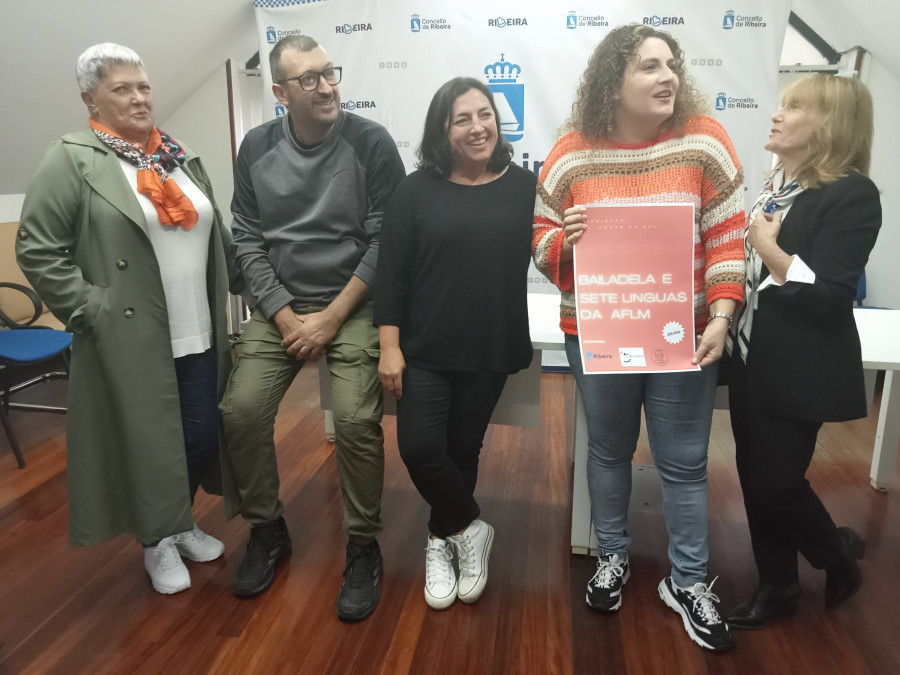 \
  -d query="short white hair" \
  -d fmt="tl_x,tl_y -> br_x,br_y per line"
76,43 -> 144,92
